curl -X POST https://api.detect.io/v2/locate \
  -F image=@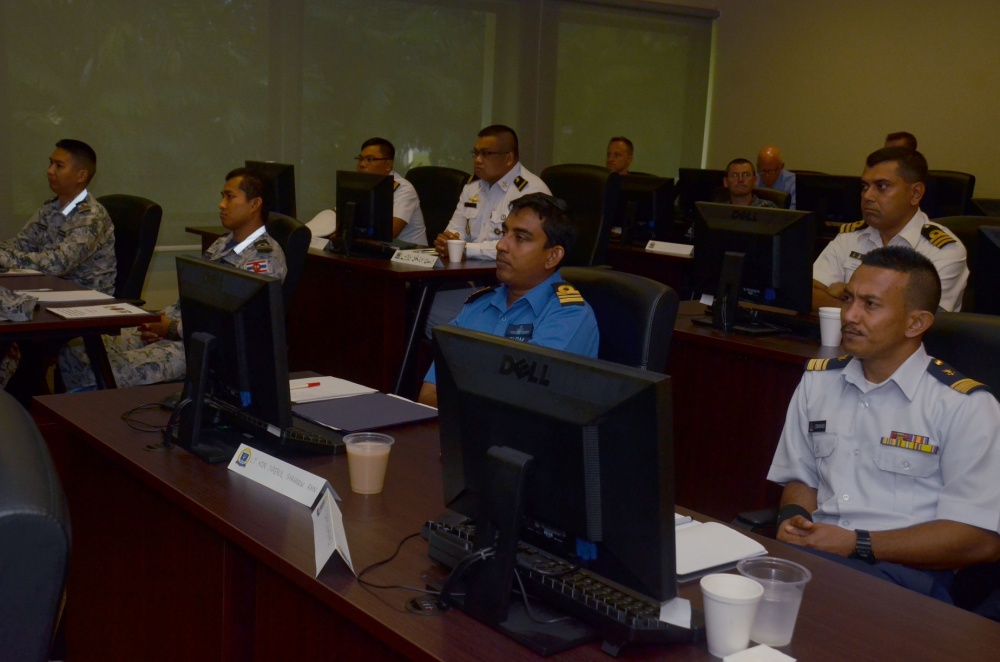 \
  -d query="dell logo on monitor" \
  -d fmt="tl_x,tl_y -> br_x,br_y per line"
499,355 -> 551,386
